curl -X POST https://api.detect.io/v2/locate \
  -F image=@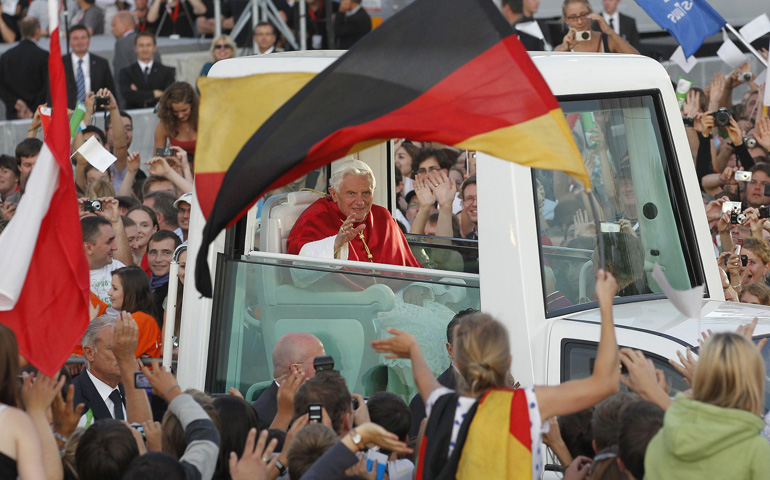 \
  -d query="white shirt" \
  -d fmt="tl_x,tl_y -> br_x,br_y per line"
345,4 -> 361,16
90,258 -> 126,306
71,52 -> 91,94
602,11 -> 620,35
137,59 -> 154,76
256,45 -> 275,55
76,369 -> 127,427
